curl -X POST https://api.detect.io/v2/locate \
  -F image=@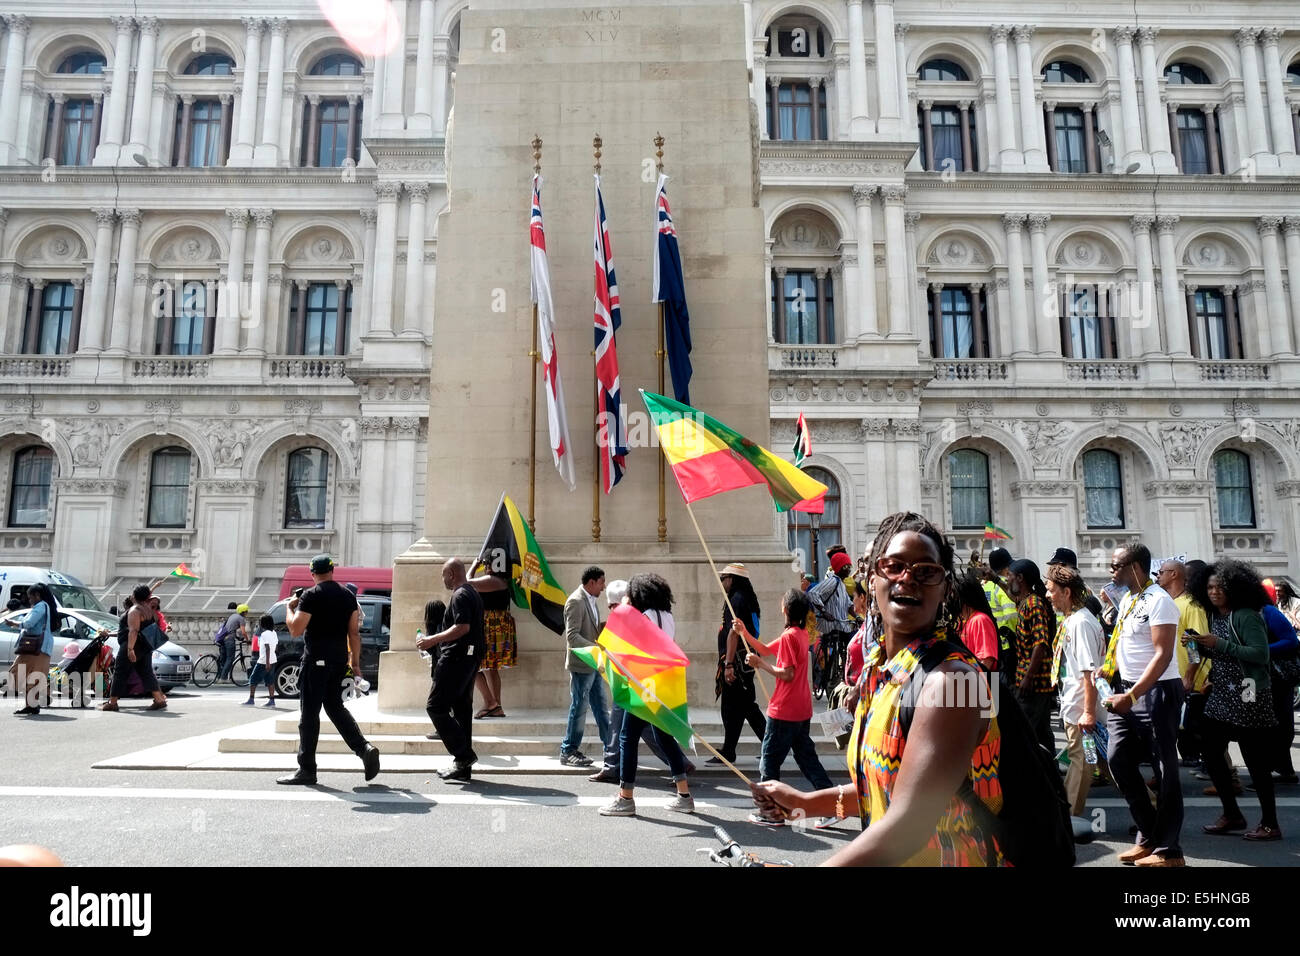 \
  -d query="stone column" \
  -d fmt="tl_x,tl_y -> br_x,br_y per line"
359,207 -> 377,335
255,19 -> 288,165
846,0 -> 870,137
1167,101 -> 1182,171
767,75 -> 781,139
1027,213 -> 1054,354
370,182 -> 402,334
67,277 -> 85,353
245,208 -> 273,353
1283,218 -> 1300,353
357,418 -> 390,566
403,182 -> 430,333
1203,104 -> 1222,174
126,17 -> 159,160
809,77 -> 823,140
345,94 -> 359,164
980,89 -> 1000,168
1002,213 -> 1031,355
1130,215 -> 1161,356
852,185 -> 878,337
958,100 -> 974,171
304,95 -> 320,167
106,209 -> 141,354
881,185 -> 909,336
93,17 -> 135,166
217,93 -> 234,163
1258,216 -> 1291,354
1223,284 -> 1243,357
920,100 -> 934,169
80,208 -> 116,352
147,84 -> 167,162
1014,25 -> 1047,169
1043,100 -> 1058,170
412,0 -> 436,133
772,265 -> 787,342
1185,282 -> 1201,357
832,55 -> 849,140
1137,27 -> 1176,171
89,91 -> 104,156
904,211 -> 921,337
230,18 -> 263,165
45,94 -> 66,162
1156,215 -> 1189,356
839,252 -> 859,342
289,278 -> 307,353
990,26 -> 1021,168
217,208 -> 249,353
895,23 -> 910,123
1114,27 -> 1146,169
176,96 -> 194,167
22,279 -> 45,353
753,53 -> 769,139
1260,29 -> 1295,162
1235,28 -> 1272,164
1083,102 -> 1098,172
0,15 -> 30,164
381,0 -> 409,132
928,282 -> 943,355
969,282 -> 987,356
814,266 -> 829,342
873,0 -> 899,134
